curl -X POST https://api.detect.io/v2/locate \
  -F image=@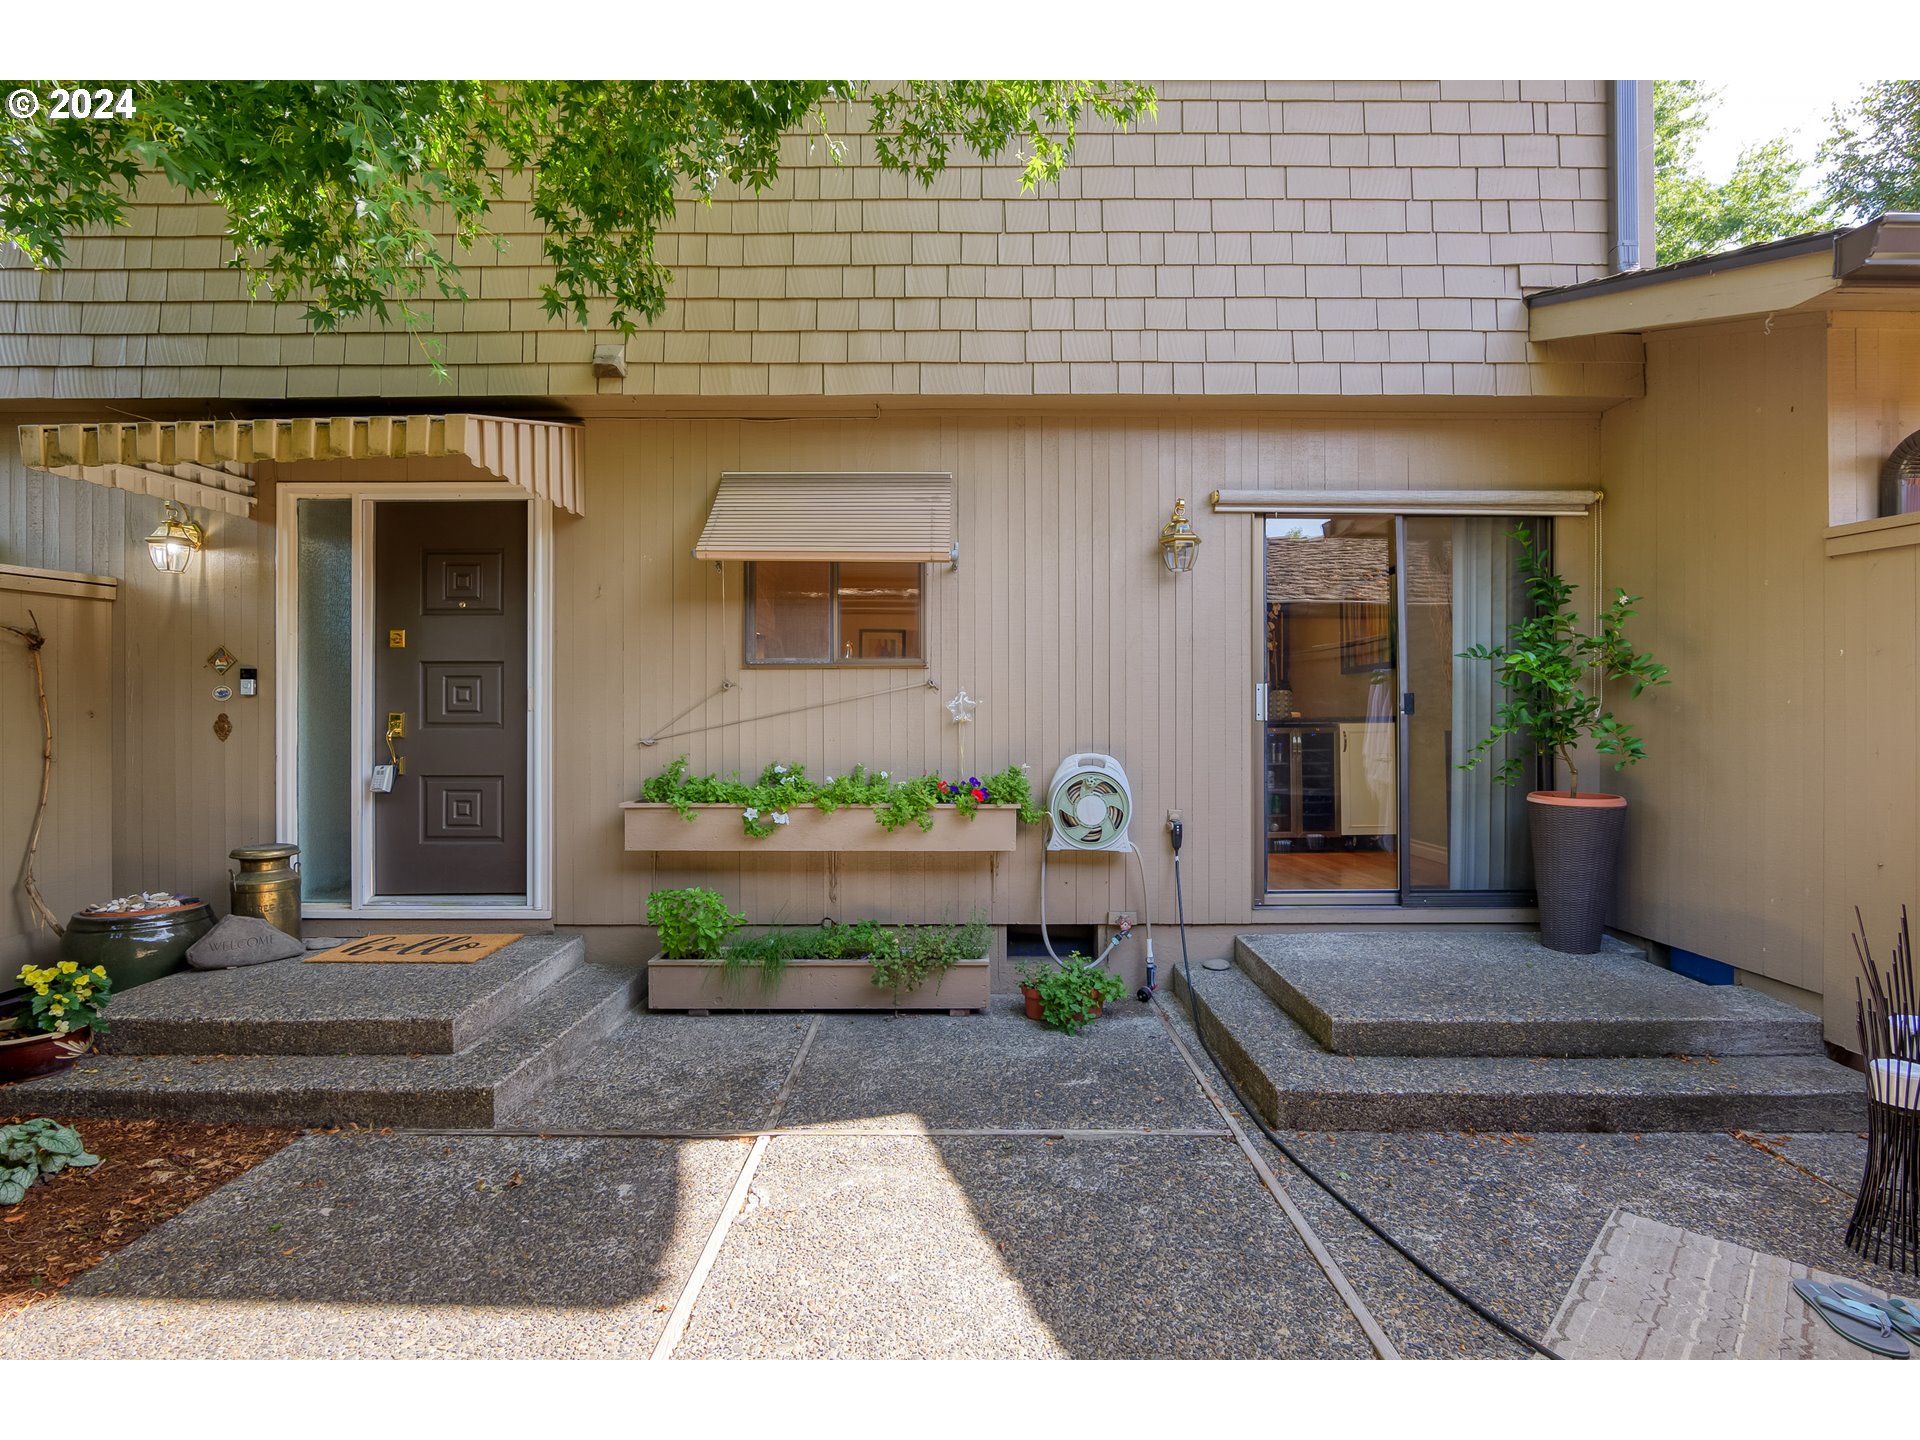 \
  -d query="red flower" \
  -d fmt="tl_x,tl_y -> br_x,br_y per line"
971,787 -> 987,802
